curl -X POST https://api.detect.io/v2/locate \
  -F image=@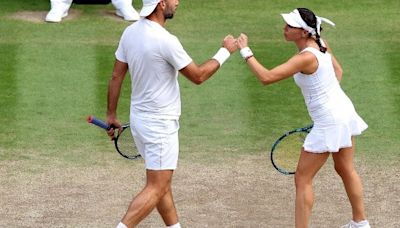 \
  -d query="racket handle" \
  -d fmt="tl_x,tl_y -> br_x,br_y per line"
87,116 -> 111,130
